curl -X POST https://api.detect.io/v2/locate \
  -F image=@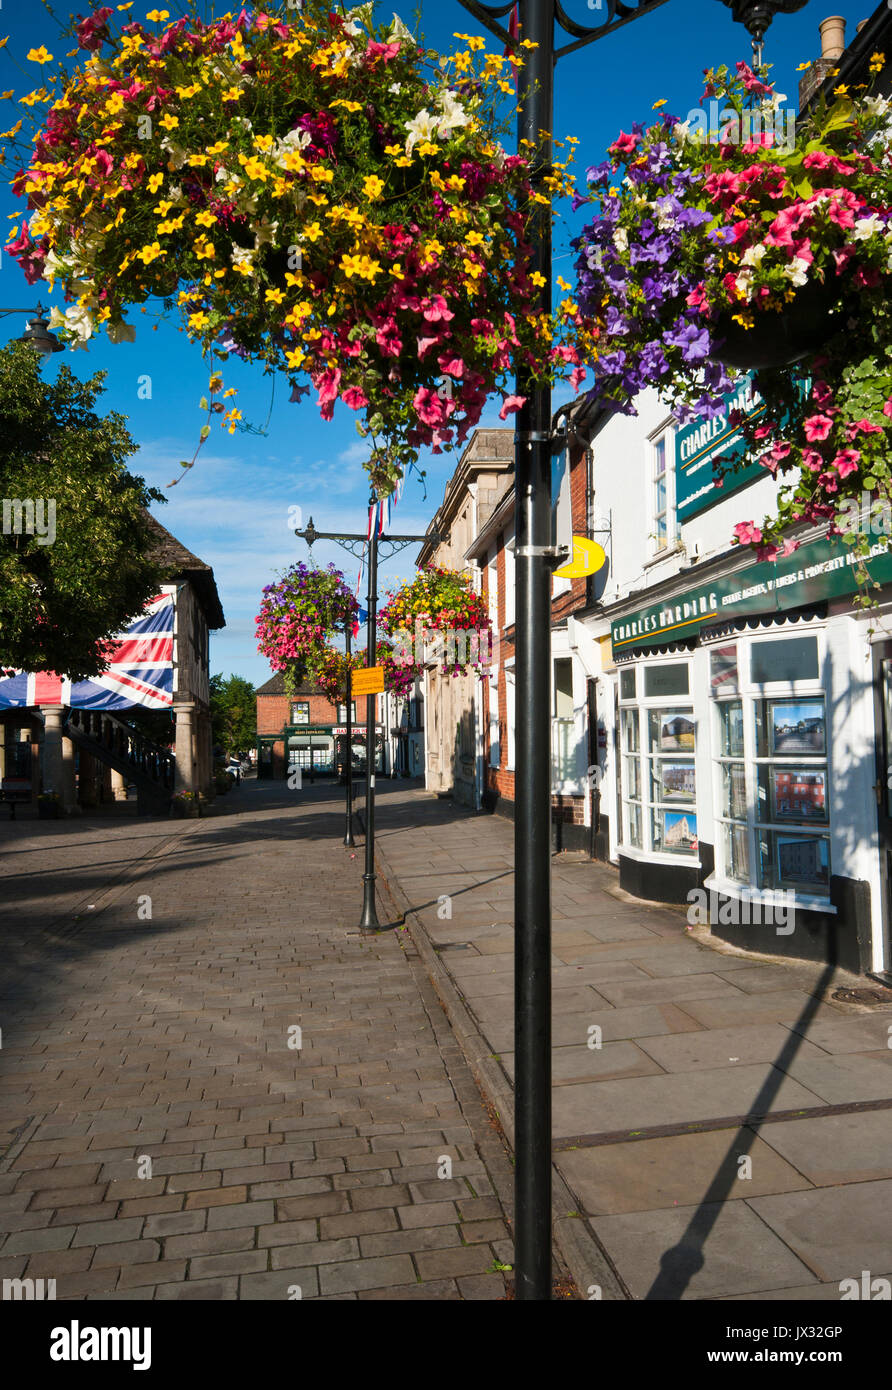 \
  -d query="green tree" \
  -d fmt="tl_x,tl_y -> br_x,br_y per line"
0,342 -> 166,676
210,673 -> 257,756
